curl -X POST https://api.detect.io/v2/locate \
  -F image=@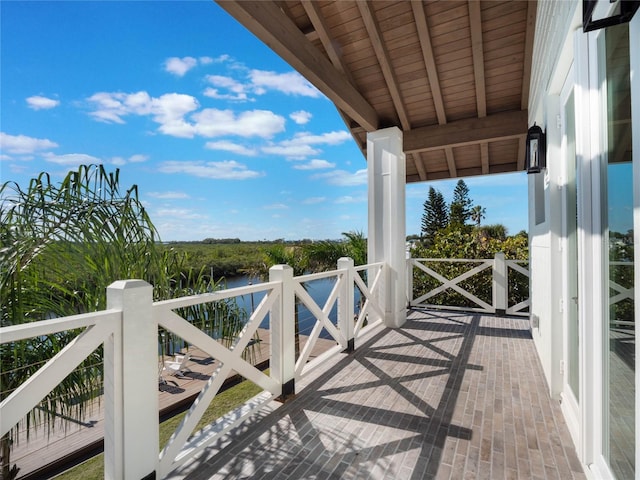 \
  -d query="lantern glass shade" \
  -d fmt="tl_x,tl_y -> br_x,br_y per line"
525,124 -> 546,174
